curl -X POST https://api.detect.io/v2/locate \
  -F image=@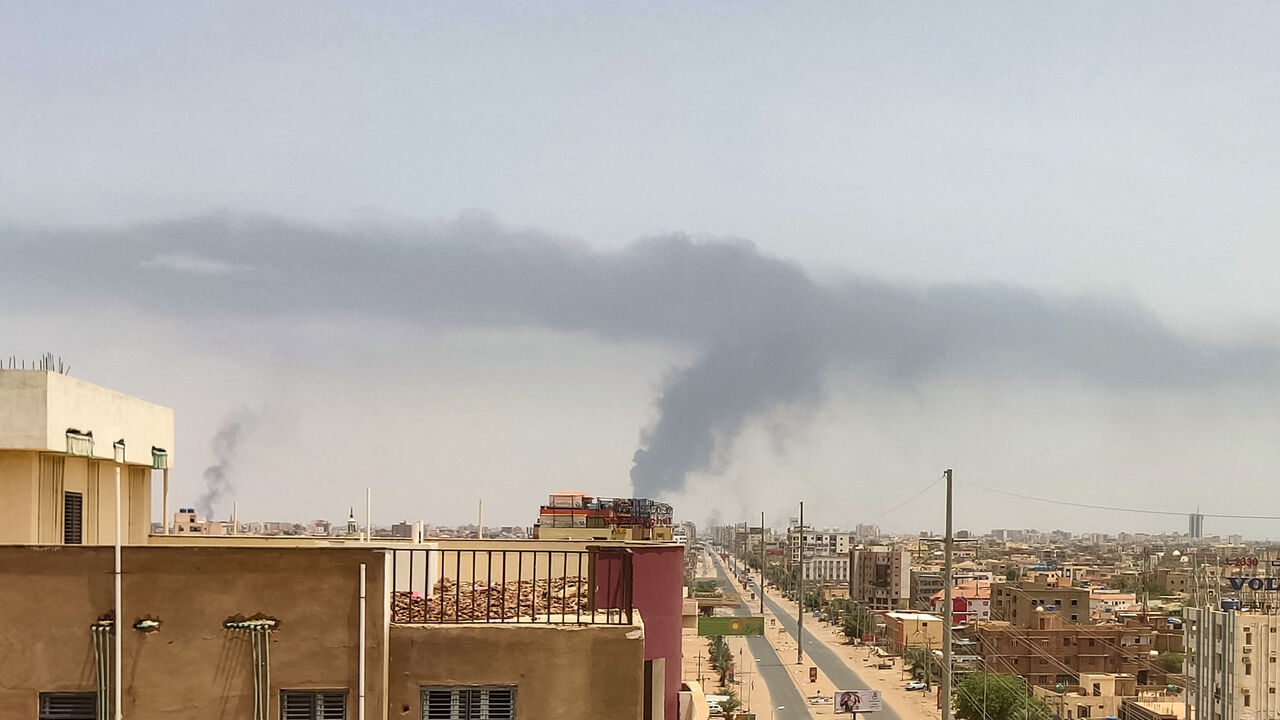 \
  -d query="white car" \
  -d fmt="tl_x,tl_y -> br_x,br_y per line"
707,701 -> 725,716
906,681 -> 928,691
